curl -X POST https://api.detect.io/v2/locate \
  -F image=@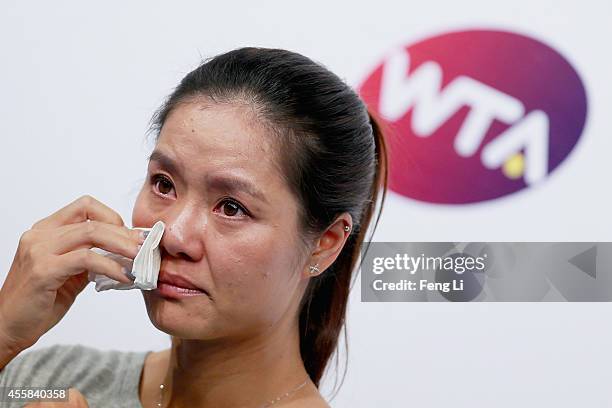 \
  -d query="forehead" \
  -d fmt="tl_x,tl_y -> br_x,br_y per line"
154,101 -> 289,202
157,101 -> 275,167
